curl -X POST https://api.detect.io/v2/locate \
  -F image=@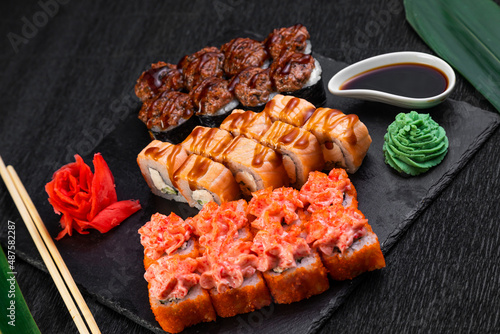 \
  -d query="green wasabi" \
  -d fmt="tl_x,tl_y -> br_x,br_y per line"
383,111 -> 448,176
